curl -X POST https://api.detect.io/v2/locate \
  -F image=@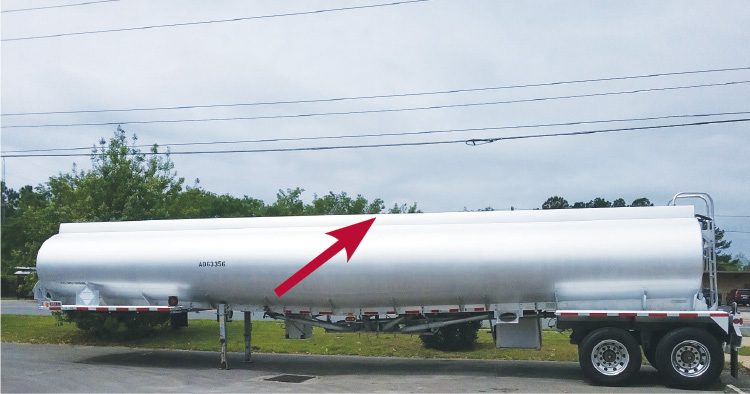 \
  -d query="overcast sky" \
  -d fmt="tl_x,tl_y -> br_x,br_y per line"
1,1 -> 749,255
